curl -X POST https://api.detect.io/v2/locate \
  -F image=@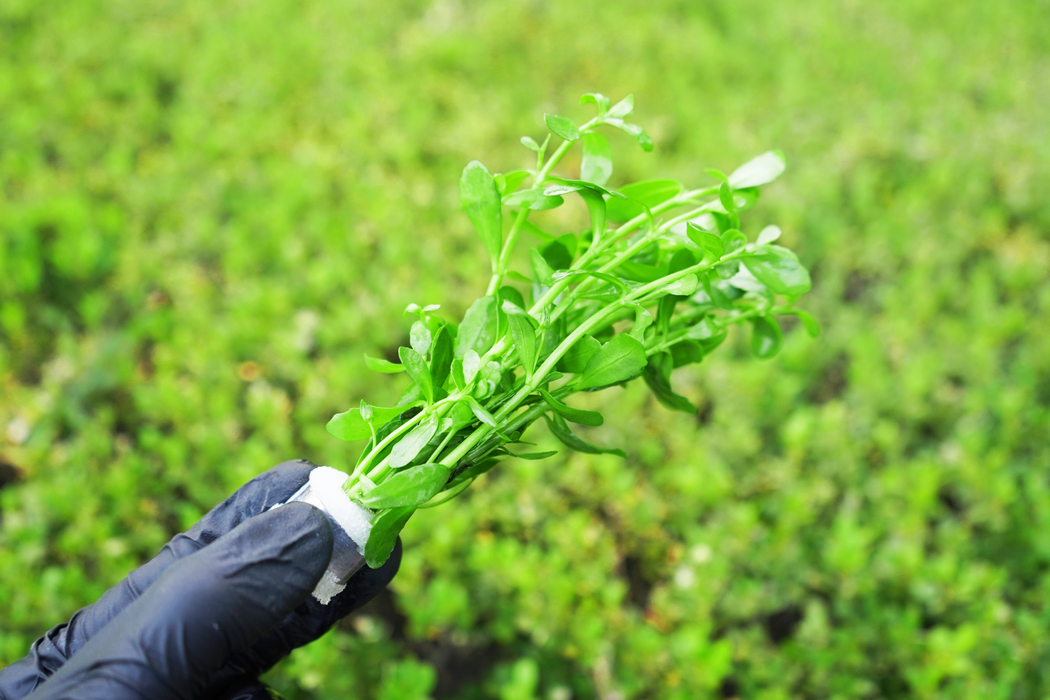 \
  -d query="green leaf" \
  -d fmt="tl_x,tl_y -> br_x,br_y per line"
463,349 -> 482,385
627,303 -> 653,342
460,161 -> 503,269
544,414 -> 625,457
503,187 -> 565,210
705,168 -> 728,183
724,187 -> 760,212
359,463 -> 451,509
551,269 -> 628,296
472,361 -> 502,400
616,261 -> 662,283
522,221 -> 555,243
729,150 -> 787,189
540,239 -> 574,271
542,179 -> 623,200
604,118 -> 652,151
786,308 -> 821,337
668,248 -> 695,275
657,295 -> 677,336
507,312 -> 537,380
364,506 -> 415,568
388,415 -> 439,467
364,354 -> 406,374
455,296 -> 498,358
663,273 -> 698,296
399,347 -> 433,403
578,188 -> 607,243
453,457 -> 500,483
643,352 -> 696,413
743,246 -> 812,297
429,326 -> 454,389
751,316 -> 784,359
578,334 -> 647,389
498,285 -> 526,312
530,248 -> 555,285
544,114 -> 581,142
557,334 -> 601,373
540,389 -> 603,426
465,397 -> 507,438
580,133 -> 613,187
496,169 -> 531,195
520,136 -> 542,153
721,229 -> 748,253
669,340 -> 704,368
410,320 -> 431,356
439,400 -> 475,433
718,181 -> 736,213
327,405 -> 406,441
756,225 -> 782,245
606,180 -> 682,223
686,222 -> 724,262
607,94 -> 634,118
579,92 -> 611,113
507,450 -> 558,461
